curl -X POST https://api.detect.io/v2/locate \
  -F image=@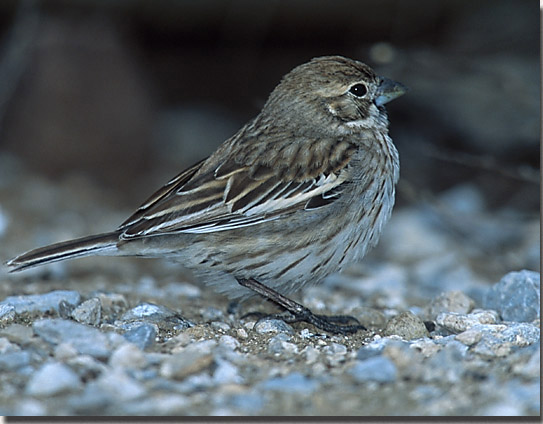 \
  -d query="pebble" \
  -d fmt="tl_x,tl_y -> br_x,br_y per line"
436,310 -> 499,333
93,370 -> 147,402
109,343 -> 147,370
0,351 -> 31,371
423,291 -> 475,321
120,302 -> 193,331
122,323 -> 157,350
218,335 -> 240,351
483,270 -> 540,322
71,298 -> 101,326
160,348 -> 214,380
33,318 -> 111,359
349,356 -> 397,383
92,292 -> 128,319
0,303 -> 16,324
213,359 -> 242,384
25,362 -> 82,396
384,311 -> 429,340
121,302 -> 176,321
254,318 -> 294,334
260,372 -> 319,393
267,334 -> 298,355
0,290 -> 81,315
